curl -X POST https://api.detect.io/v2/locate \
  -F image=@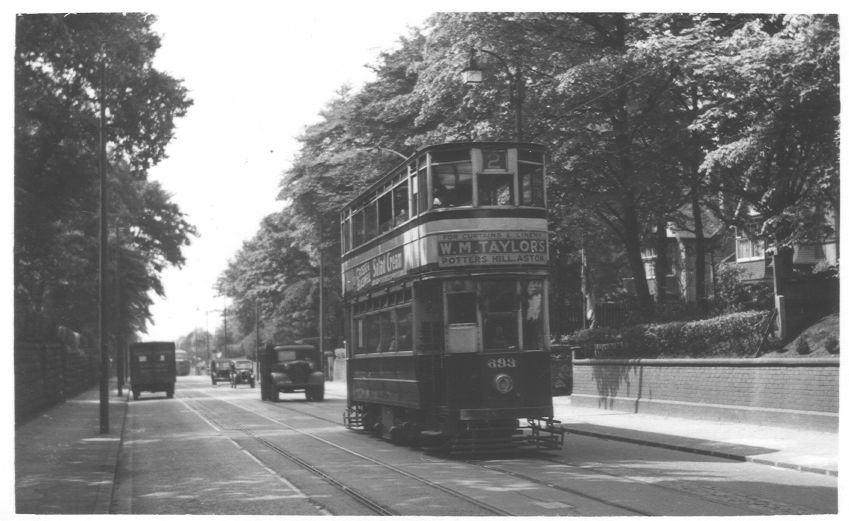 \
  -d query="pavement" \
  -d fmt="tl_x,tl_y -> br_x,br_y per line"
12,378 -> 838,515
